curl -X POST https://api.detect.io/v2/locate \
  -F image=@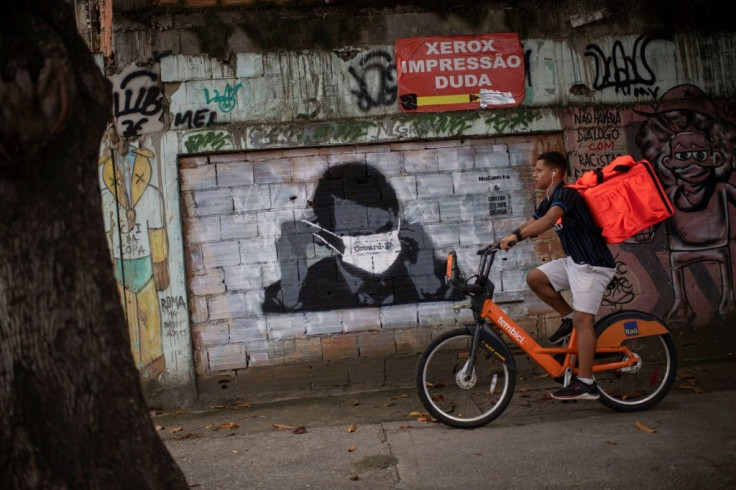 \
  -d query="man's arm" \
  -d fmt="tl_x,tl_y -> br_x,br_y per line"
499,206 -> 564,251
